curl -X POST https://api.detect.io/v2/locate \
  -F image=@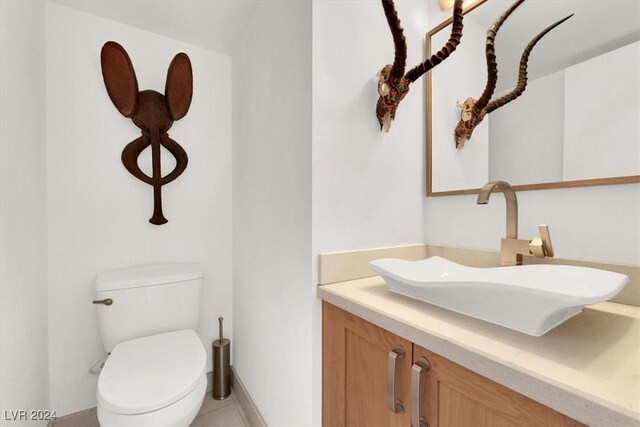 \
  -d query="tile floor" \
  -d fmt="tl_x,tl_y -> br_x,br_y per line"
50,391 -> 248,427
